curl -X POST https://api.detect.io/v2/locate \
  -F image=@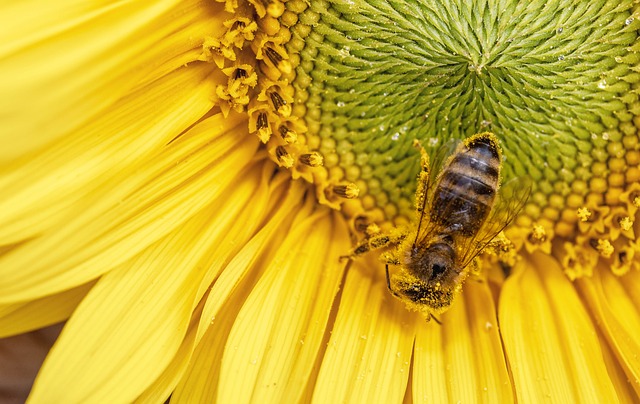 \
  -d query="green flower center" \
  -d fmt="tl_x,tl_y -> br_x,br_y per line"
289,0 -> 639,224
